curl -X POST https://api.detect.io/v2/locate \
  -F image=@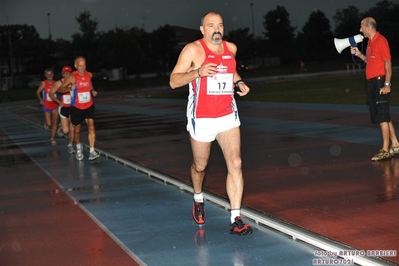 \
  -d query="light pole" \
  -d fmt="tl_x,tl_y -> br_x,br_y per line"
47,12 -> 52,40
250,3 -> 255,36
6,16 -> 14,89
